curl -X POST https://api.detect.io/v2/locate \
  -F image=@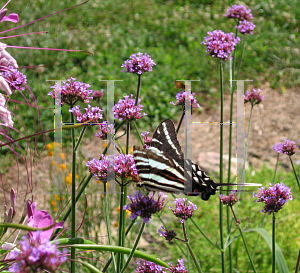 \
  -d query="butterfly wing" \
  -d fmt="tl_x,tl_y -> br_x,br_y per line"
133,146 -> 185,193
150,119 -> 184,163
